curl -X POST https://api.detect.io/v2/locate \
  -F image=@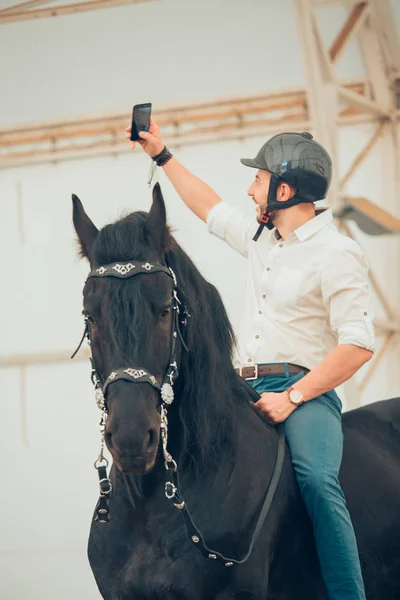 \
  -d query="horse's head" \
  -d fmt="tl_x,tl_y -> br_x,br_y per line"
73,184 -> 181,475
